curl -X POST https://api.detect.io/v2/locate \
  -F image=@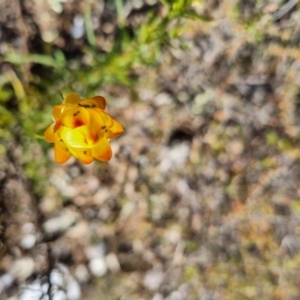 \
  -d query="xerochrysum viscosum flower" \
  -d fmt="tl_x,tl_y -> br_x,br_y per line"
44,93 -> 124,164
